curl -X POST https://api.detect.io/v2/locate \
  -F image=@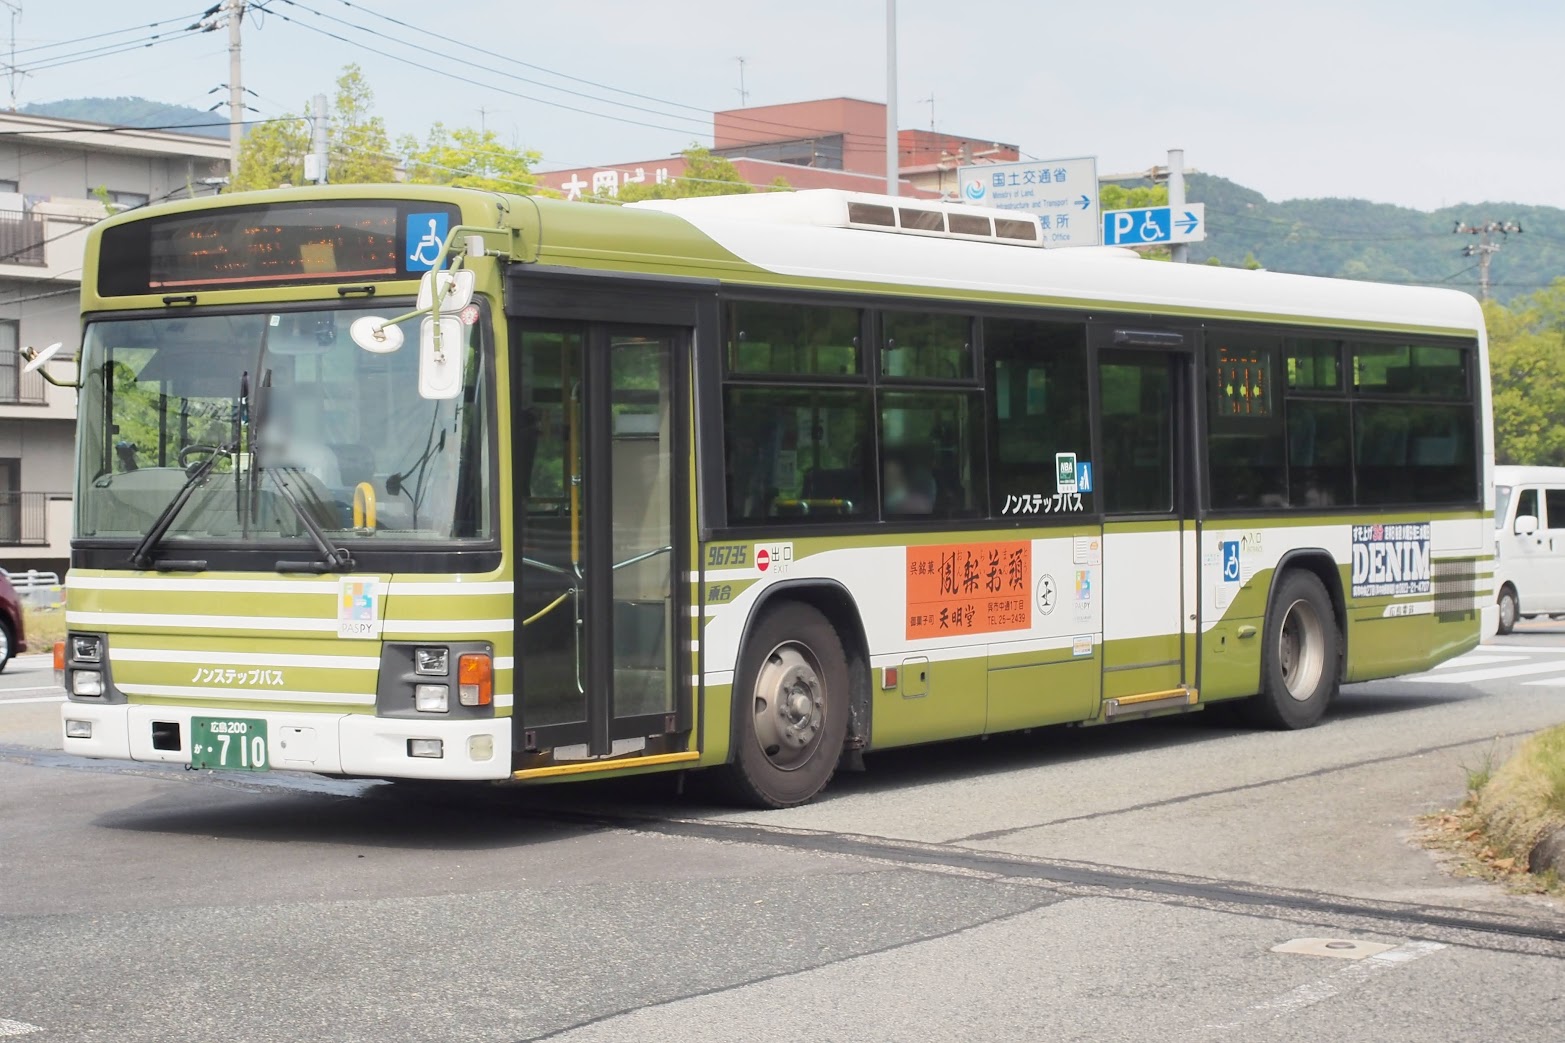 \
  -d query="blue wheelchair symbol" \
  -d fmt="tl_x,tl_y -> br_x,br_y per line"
1221,541 -> 1241,583
406,212 -> 448,272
